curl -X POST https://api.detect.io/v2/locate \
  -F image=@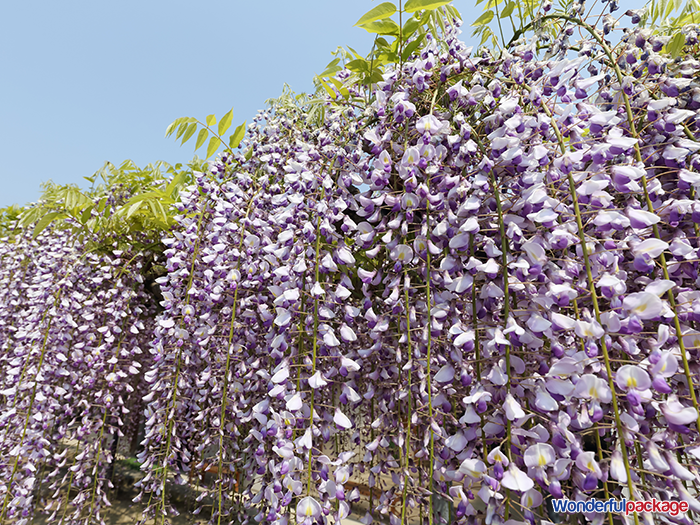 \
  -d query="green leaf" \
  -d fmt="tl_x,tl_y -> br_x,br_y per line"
446,5 -> 462,20
18,208 -> 41,228
401,34 -> 425,61
500,1 -> 515,17
376,50 -> 399,64
195,128 -> 208,151
347,46 -> 363,59
427,16 -> 438,38
319,58 -> 343,78
80,205 -> 94,225
472,10 -> 494,26
218,108 -> 233,136
478,25 -> 493,45
245,148 -> 254,160
165,122 -> 176,137
318,77 -> 337,100
97,197 -> 108,213
165,171 -> 186,198
358,19 -> 400,36
346,58 -> 370,73
229,121 -> 246,149
375,37 -> 391,48
33,212 -> 64,238
320,65 -> 343,78
124,191 -> 161,206
165,117 -> 186,137
354,2 -> 396,26
329,77 -> 350,99
206,136 -> 220,159
435,9 -> 446,32
147,200 -> 166,225
404,0 -> 451,13
119,159 -> 137,171
125,200 -> 144,220
175,121 -> 188,140
402,17 -> 422,38
206,114 -> 216,127
361,69 -> 385,86
666,32 -> 686,58
664,0 -> 679,17
181,122 -> 198,145
65,188 -> 80,210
